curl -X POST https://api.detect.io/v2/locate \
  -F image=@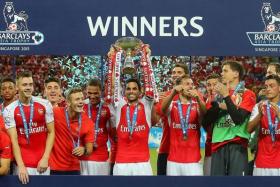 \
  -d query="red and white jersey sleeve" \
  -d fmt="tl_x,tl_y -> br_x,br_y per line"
3,96 -> 54,168
250,102 -> 280,168
4,96 -> 54,129
167,100 -> 201,163
115,97 -> 153,163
